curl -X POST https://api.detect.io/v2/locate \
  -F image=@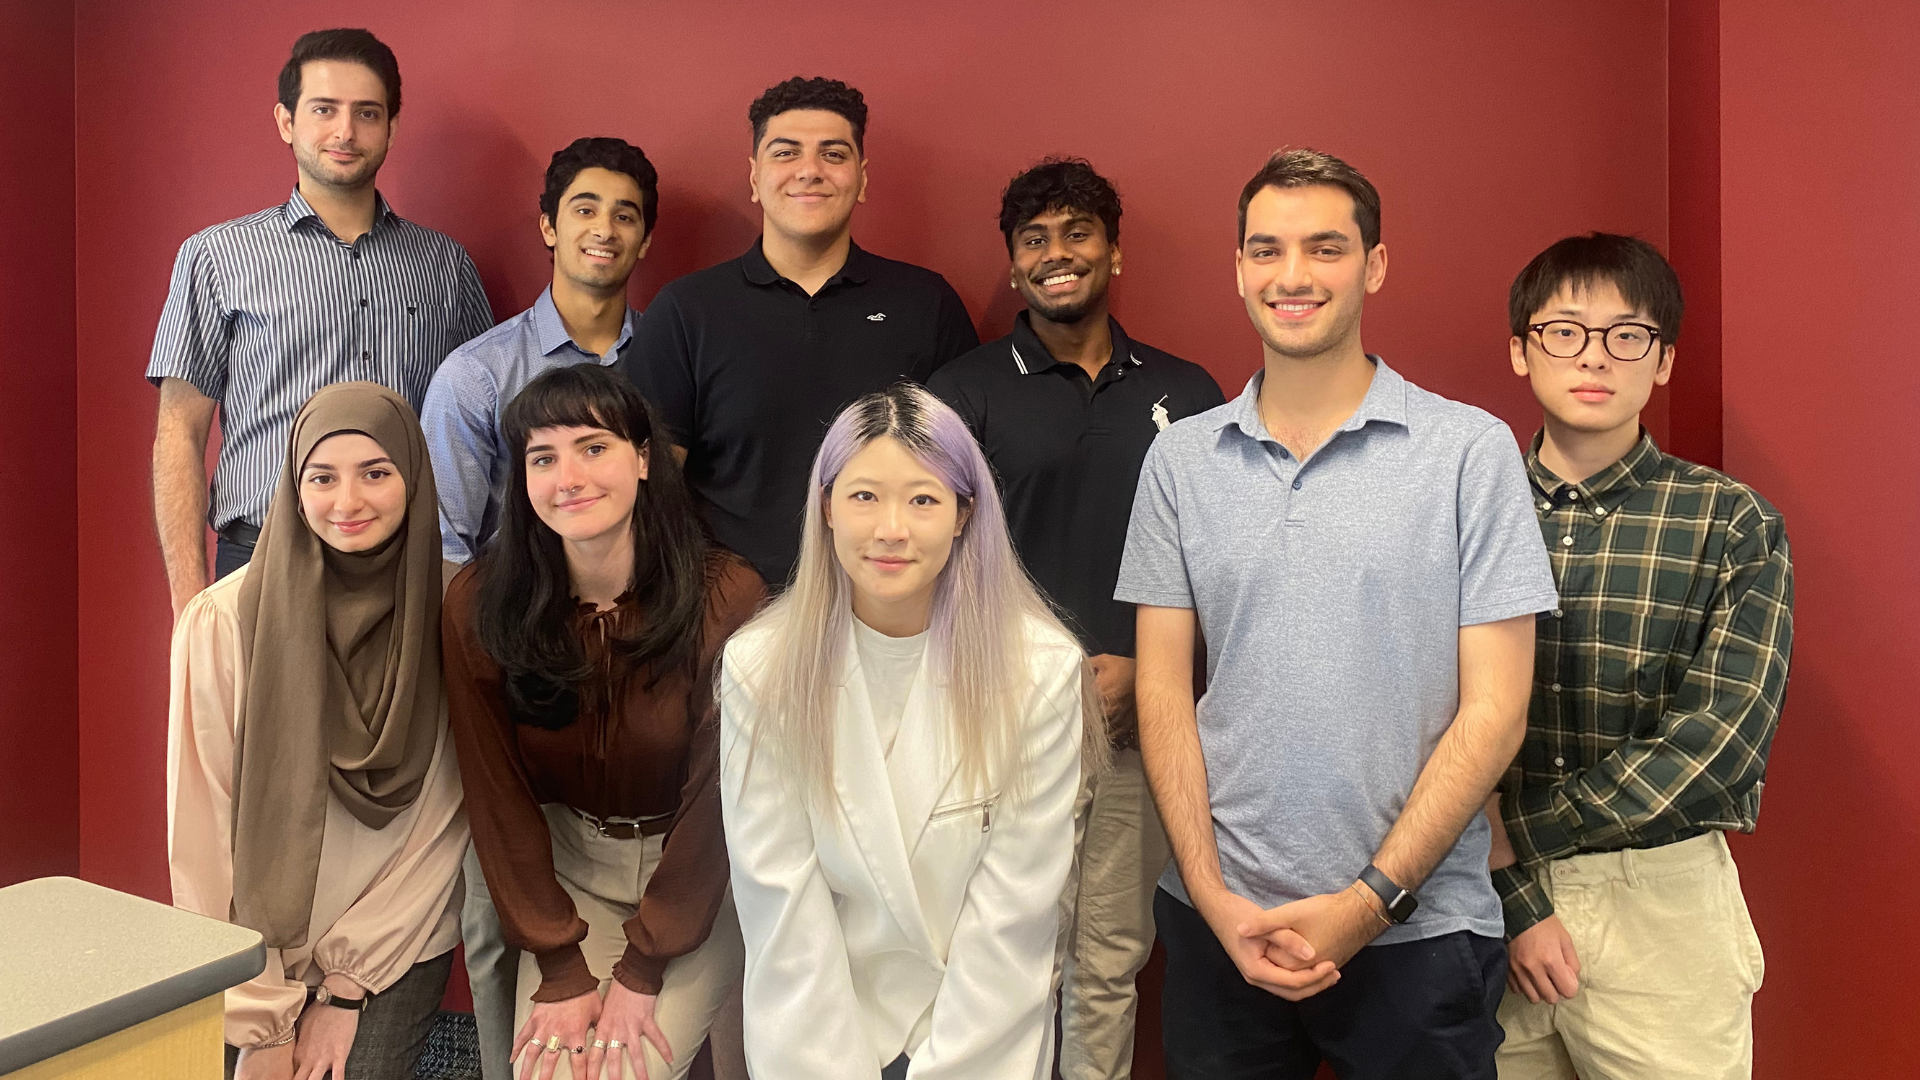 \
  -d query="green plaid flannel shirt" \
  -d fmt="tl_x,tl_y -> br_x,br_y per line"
1494,432 -> 1794,938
